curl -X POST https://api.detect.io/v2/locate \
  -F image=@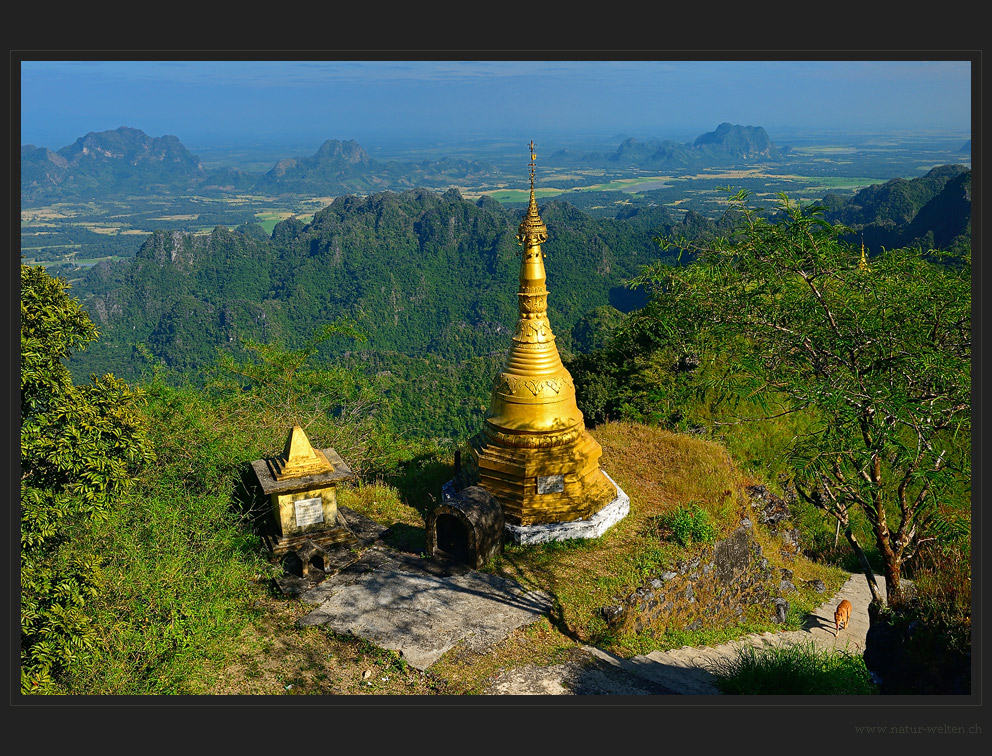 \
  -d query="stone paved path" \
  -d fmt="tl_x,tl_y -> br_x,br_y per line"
486,572 -> 898,695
